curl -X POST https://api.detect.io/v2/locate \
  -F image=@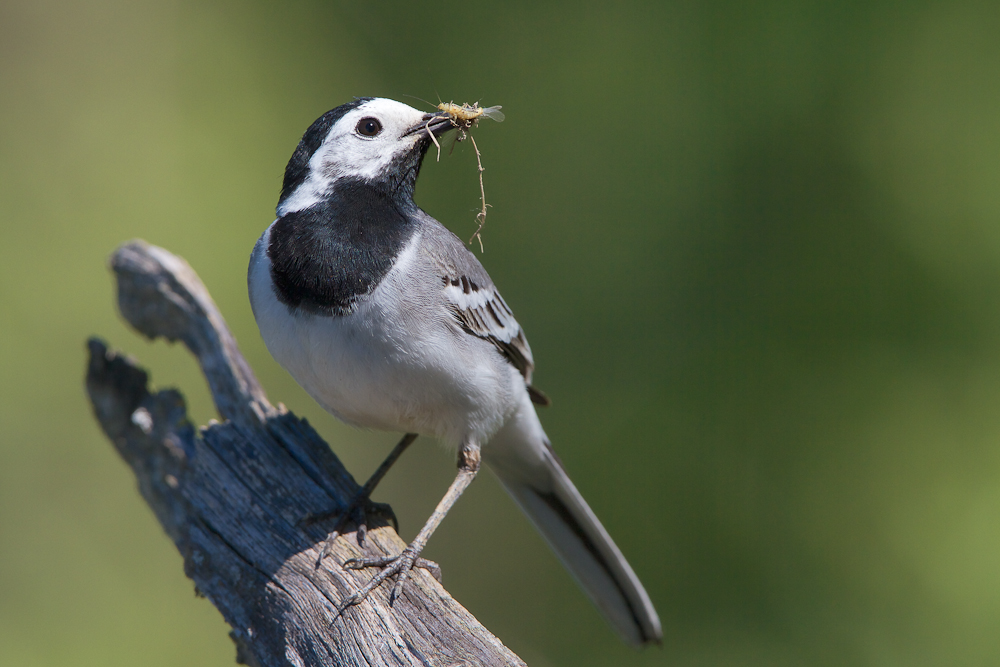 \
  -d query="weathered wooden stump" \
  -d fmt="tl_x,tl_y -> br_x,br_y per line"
85,240 -> 525,667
